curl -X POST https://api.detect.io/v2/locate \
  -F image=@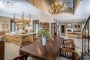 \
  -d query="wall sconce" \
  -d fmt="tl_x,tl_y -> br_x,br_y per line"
2,21 -> 8,29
